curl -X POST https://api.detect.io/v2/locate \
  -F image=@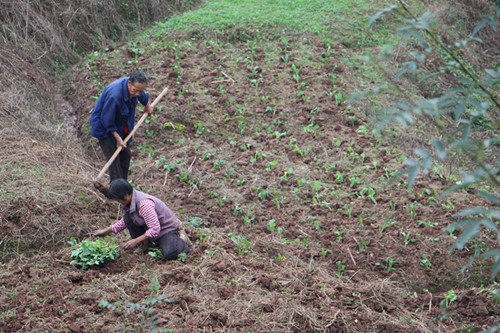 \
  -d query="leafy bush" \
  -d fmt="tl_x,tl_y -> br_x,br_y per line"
68,237 -> 119,269
362,2 -> 500,279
